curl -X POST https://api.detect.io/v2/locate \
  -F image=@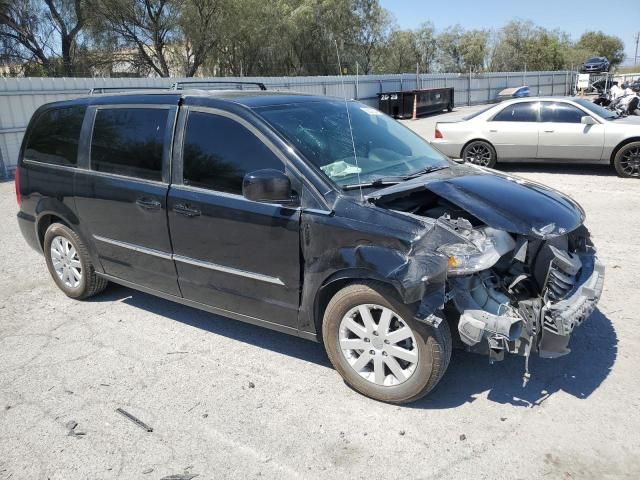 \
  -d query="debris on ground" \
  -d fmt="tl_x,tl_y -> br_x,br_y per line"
65,420 -> 85,437
115,408 -> 153,432
248,381 -> 255,389
399,430 -> 406,436
142,468 -> 154,474
459,434 -> 467,441
159,474 -> 199,480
